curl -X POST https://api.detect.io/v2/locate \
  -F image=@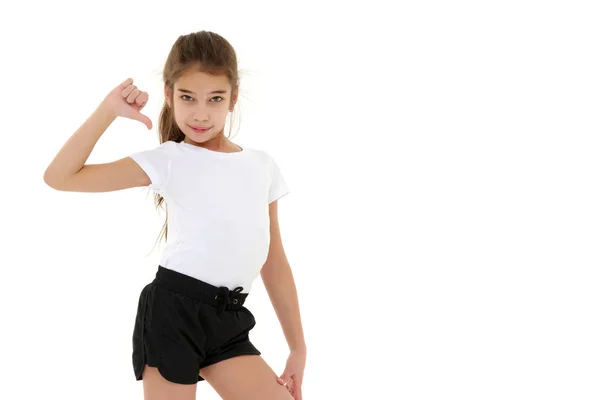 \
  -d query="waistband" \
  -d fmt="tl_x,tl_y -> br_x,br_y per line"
153,266 -> 248,316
